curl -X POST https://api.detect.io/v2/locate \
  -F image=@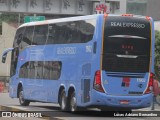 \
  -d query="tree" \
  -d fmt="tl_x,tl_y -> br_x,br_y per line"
155,30 -> 160,79
0,13 -> 24,34
0,13 -> 24,25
